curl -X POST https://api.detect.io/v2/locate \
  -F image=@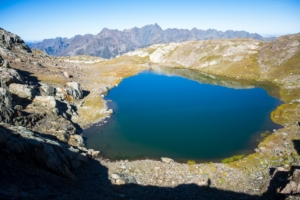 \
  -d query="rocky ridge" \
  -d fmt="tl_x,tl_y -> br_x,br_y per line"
28,24 -> 274,59
0,28 -> 100,181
